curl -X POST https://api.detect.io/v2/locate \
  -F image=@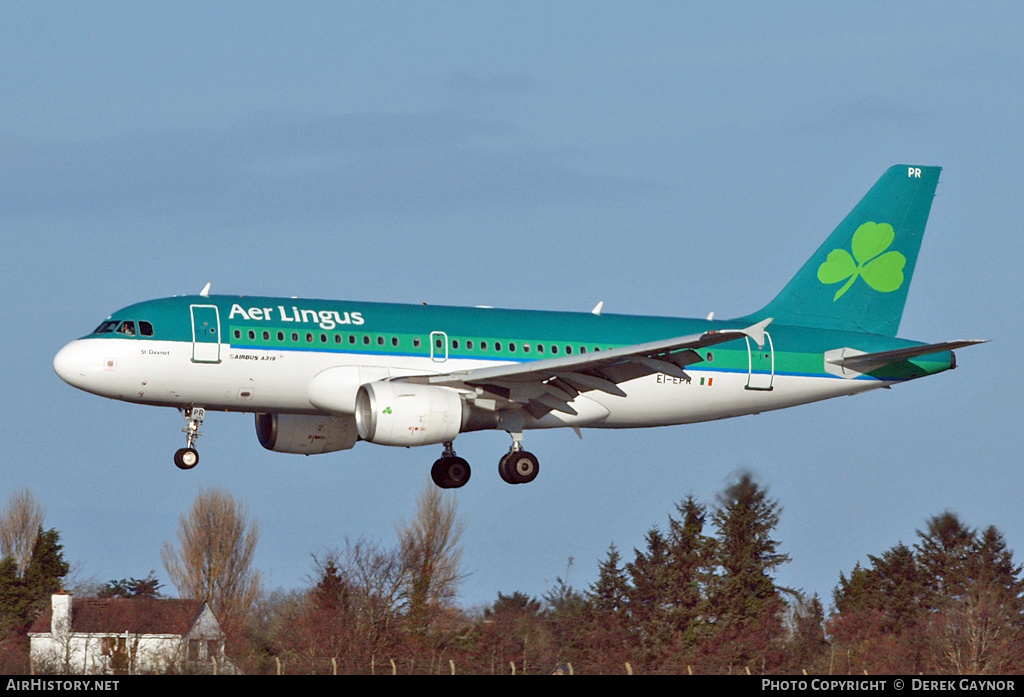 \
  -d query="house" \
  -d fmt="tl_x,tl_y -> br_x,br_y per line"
28,593 -> 229,675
